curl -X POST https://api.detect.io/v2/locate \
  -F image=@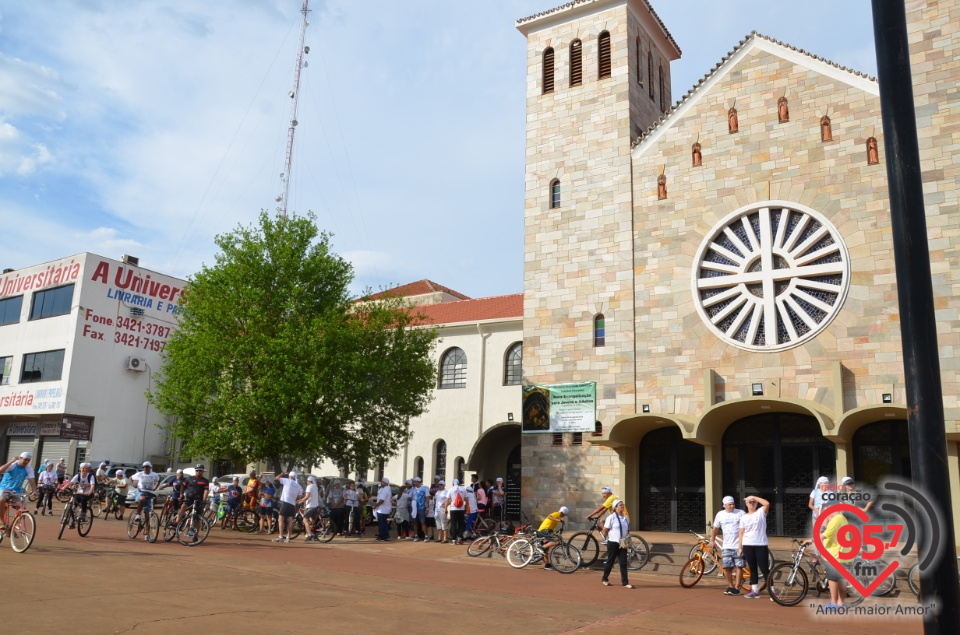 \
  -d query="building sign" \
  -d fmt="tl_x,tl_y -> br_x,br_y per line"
5,423 -> 37,436
60,415 -> 93,440
40,422 -> 61,436
522,382 -> 596,434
